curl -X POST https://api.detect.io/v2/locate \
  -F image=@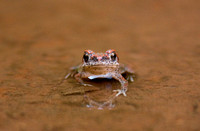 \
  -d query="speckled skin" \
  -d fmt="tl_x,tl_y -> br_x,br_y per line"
66,49 -> 135,96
